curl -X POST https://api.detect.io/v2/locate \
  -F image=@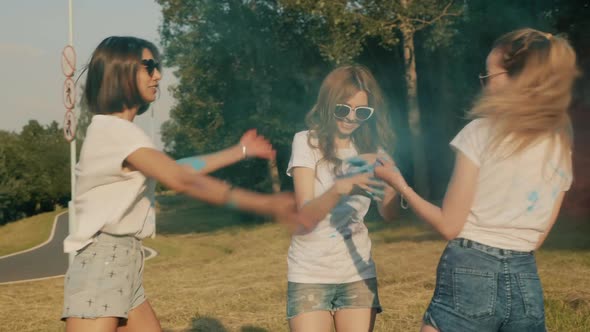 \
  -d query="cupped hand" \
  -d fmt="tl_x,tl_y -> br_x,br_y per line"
335,172 -> 385,198
374,156 -> 409,194
239,129 -> 276,160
